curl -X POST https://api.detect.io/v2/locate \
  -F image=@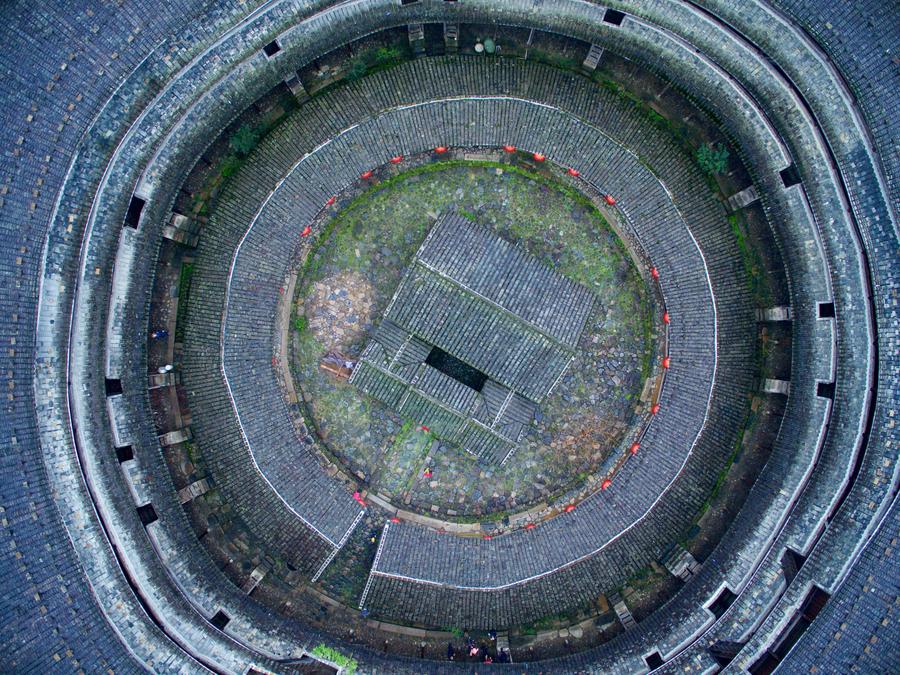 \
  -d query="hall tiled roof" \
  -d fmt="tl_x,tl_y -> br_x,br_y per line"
416,214 -> 594,347
351,212 -> 594,464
